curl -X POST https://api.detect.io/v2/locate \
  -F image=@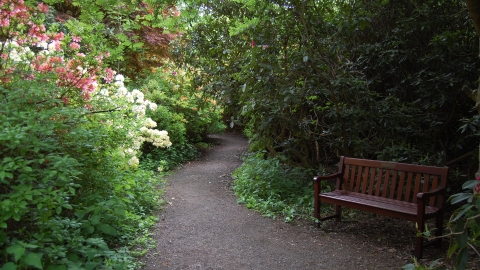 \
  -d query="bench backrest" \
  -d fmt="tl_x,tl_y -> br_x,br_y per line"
337,156 -> 449,208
